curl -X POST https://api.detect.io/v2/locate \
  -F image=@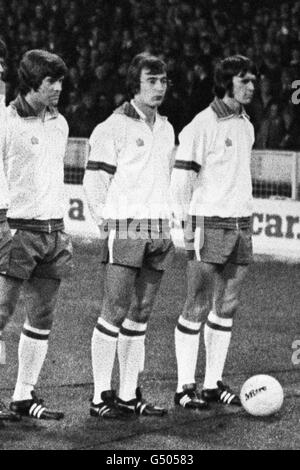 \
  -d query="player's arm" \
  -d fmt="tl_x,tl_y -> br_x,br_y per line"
0,78 -> 5,107
62,117 -> 69,158
83,118 -> 117,228
167,125 -> 176,175
0,106 -> 7,175
170,119 -> 204,224
0,108 -> 10,225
